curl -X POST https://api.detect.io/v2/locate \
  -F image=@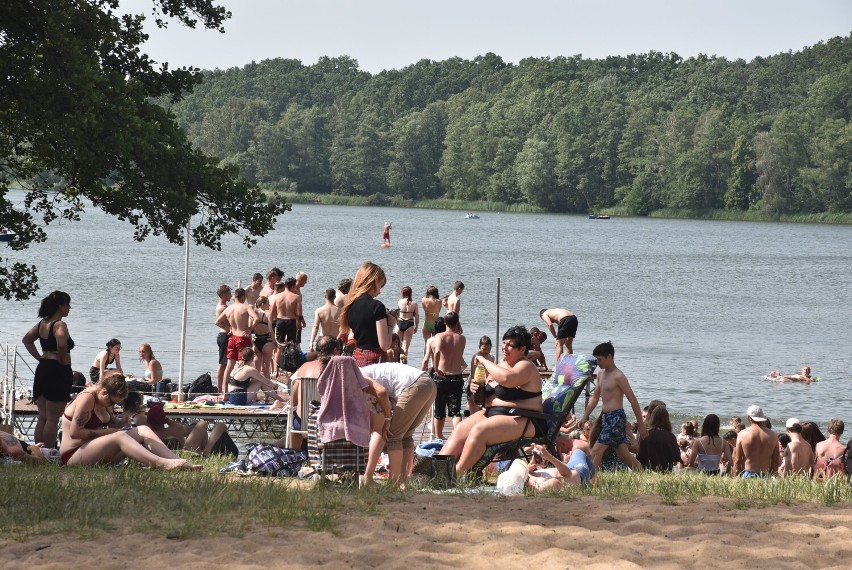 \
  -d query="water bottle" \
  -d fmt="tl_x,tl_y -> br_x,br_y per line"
473,364 -> 487,405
